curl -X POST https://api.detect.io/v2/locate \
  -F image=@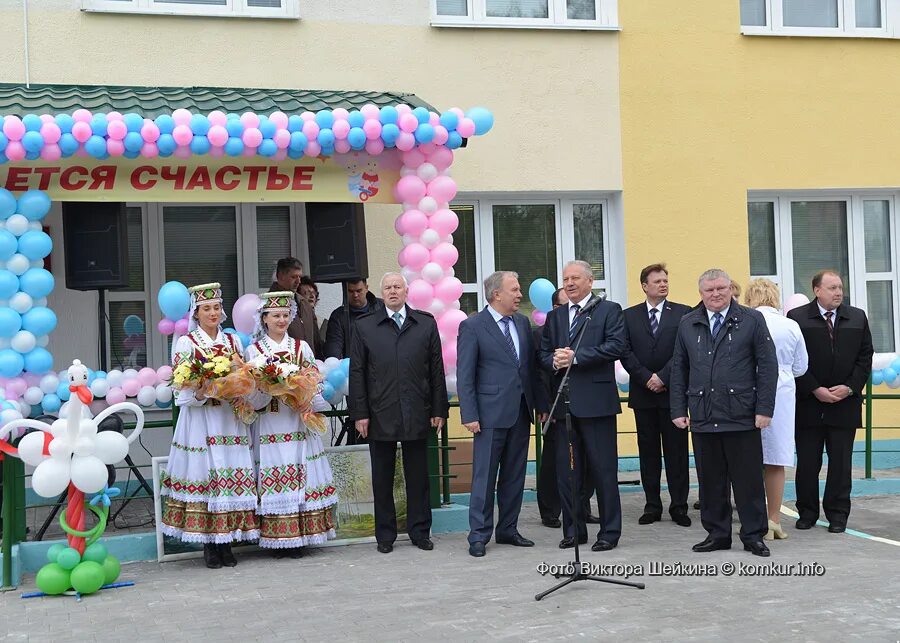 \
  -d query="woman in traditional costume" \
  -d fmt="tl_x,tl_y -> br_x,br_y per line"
161,283 -> 259,569
245,291 -> 338,557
